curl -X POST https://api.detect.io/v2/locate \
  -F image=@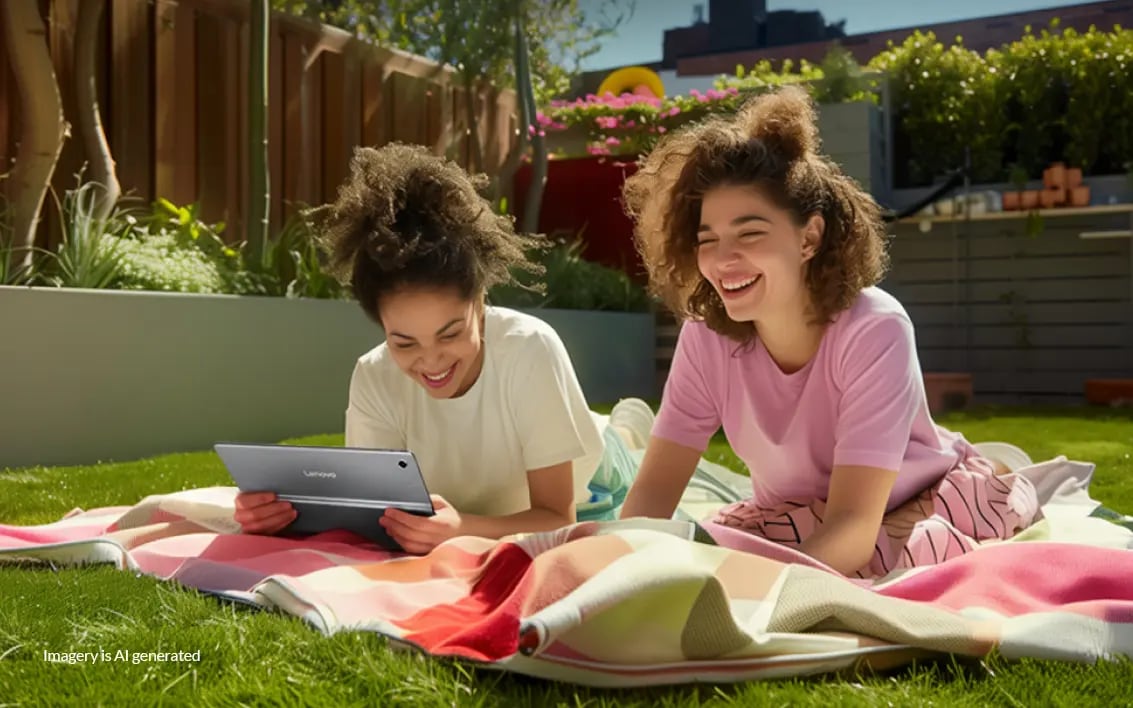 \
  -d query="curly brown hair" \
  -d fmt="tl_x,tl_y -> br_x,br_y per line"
320,143 -> 544,322
622,85 -> 889,343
